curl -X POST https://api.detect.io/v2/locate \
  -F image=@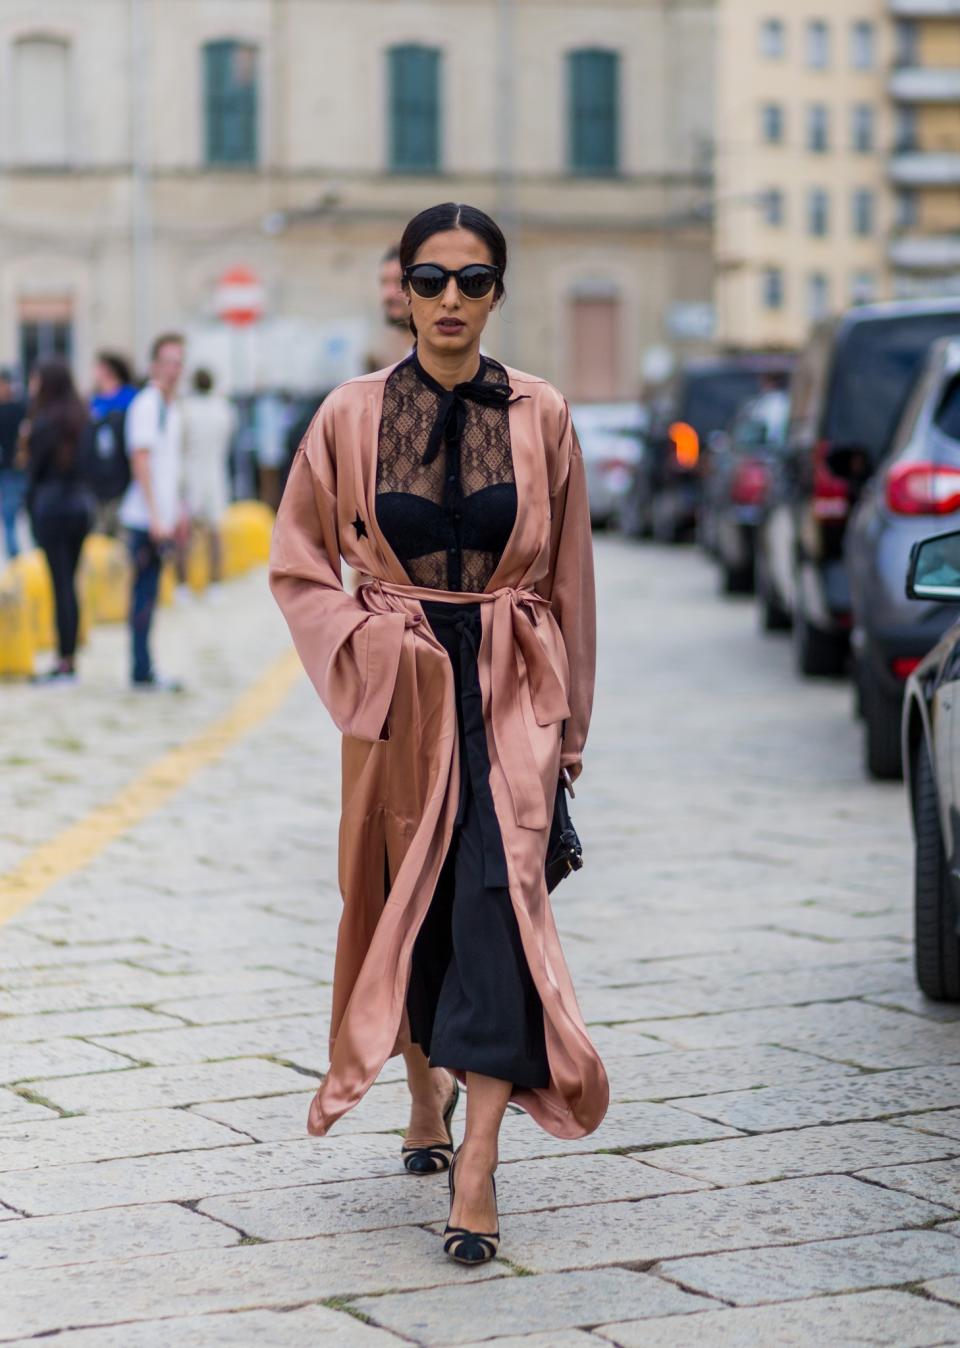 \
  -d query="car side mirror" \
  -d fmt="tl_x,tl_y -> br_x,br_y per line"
907,529 -> 960,602
825,444 -> 873,485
